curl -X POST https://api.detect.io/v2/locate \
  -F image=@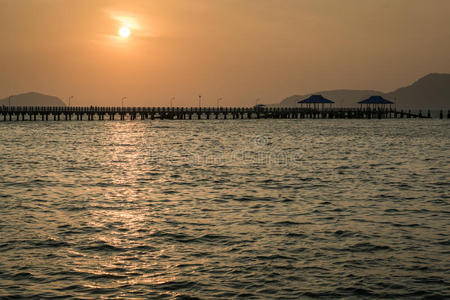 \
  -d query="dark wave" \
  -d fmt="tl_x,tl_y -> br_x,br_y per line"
346,242 -> 392,252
